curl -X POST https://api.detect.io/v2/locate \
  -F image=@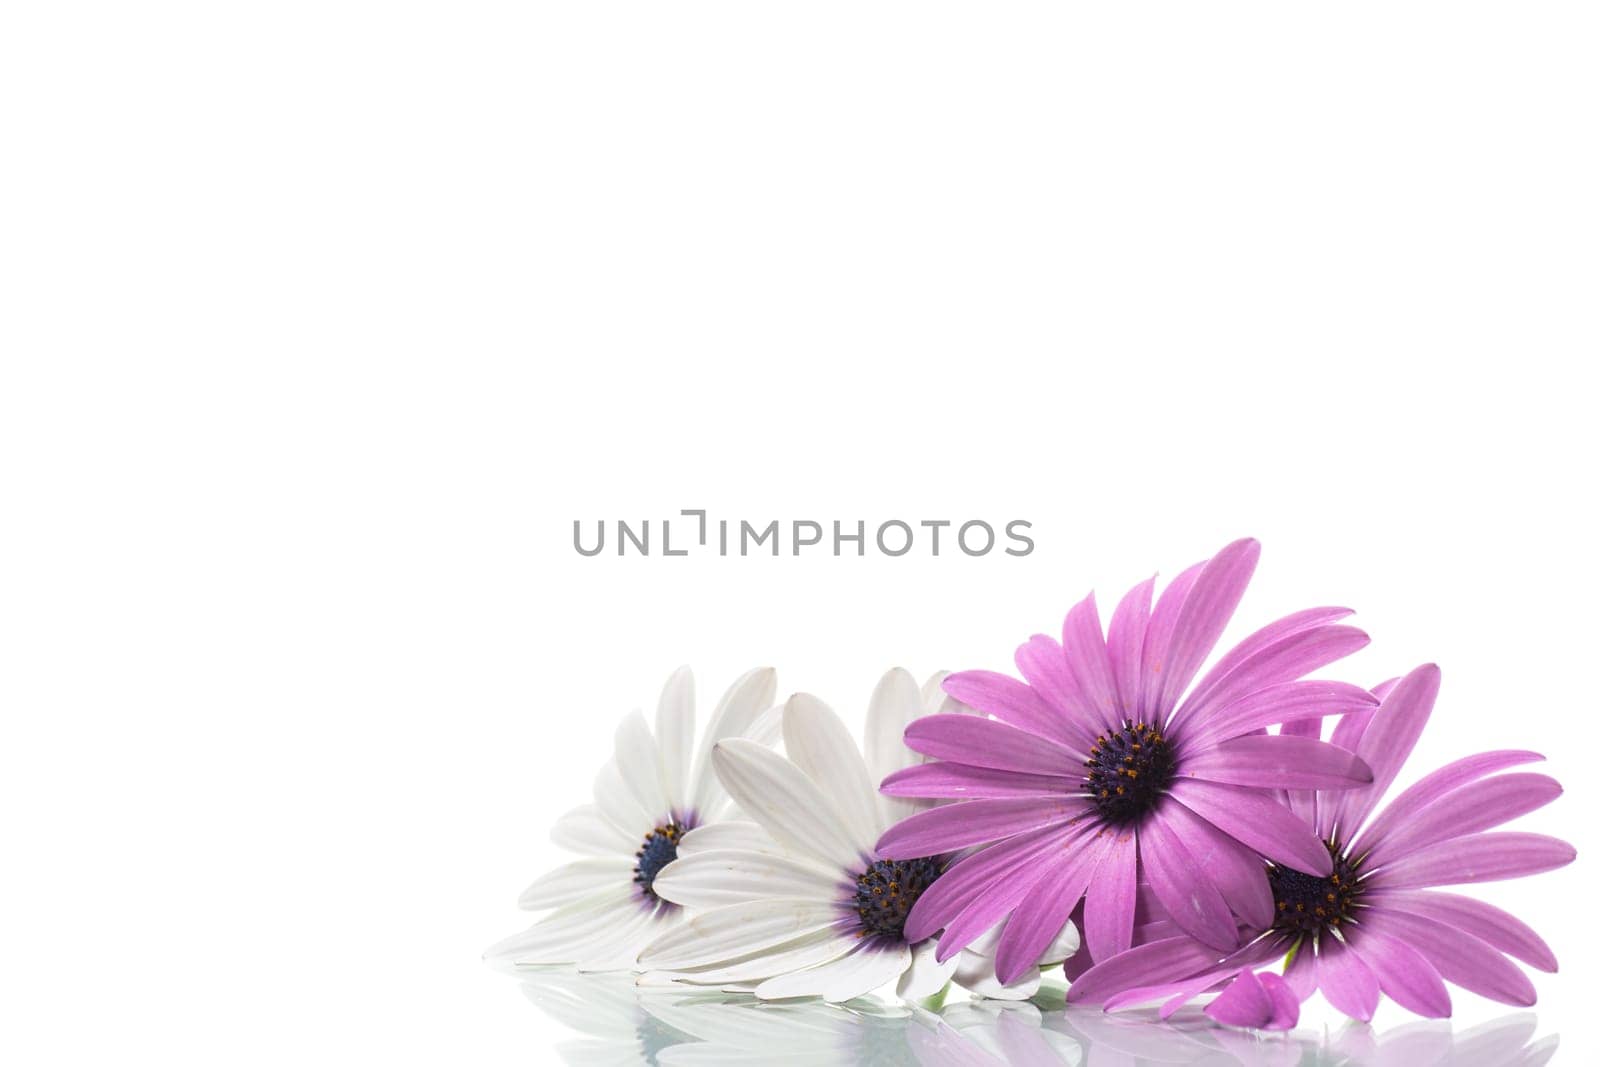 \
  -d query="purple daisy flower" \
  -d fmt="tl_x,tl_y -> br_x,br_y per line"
1067,663 -> 1576,1027
875,538 -> 1379,983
